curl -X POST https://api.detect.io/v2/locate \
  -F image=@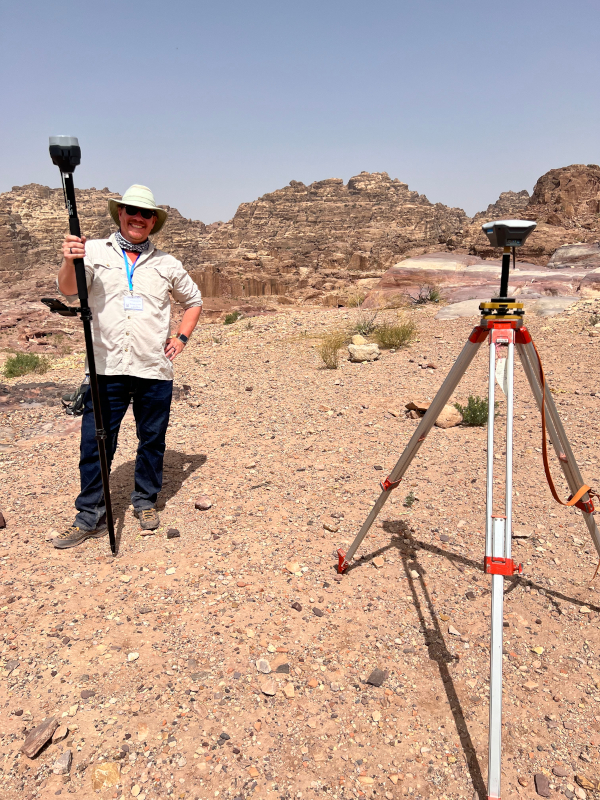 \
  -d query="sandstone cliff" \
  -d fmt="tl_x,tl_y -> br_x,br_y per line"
2,164 -> 600,304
